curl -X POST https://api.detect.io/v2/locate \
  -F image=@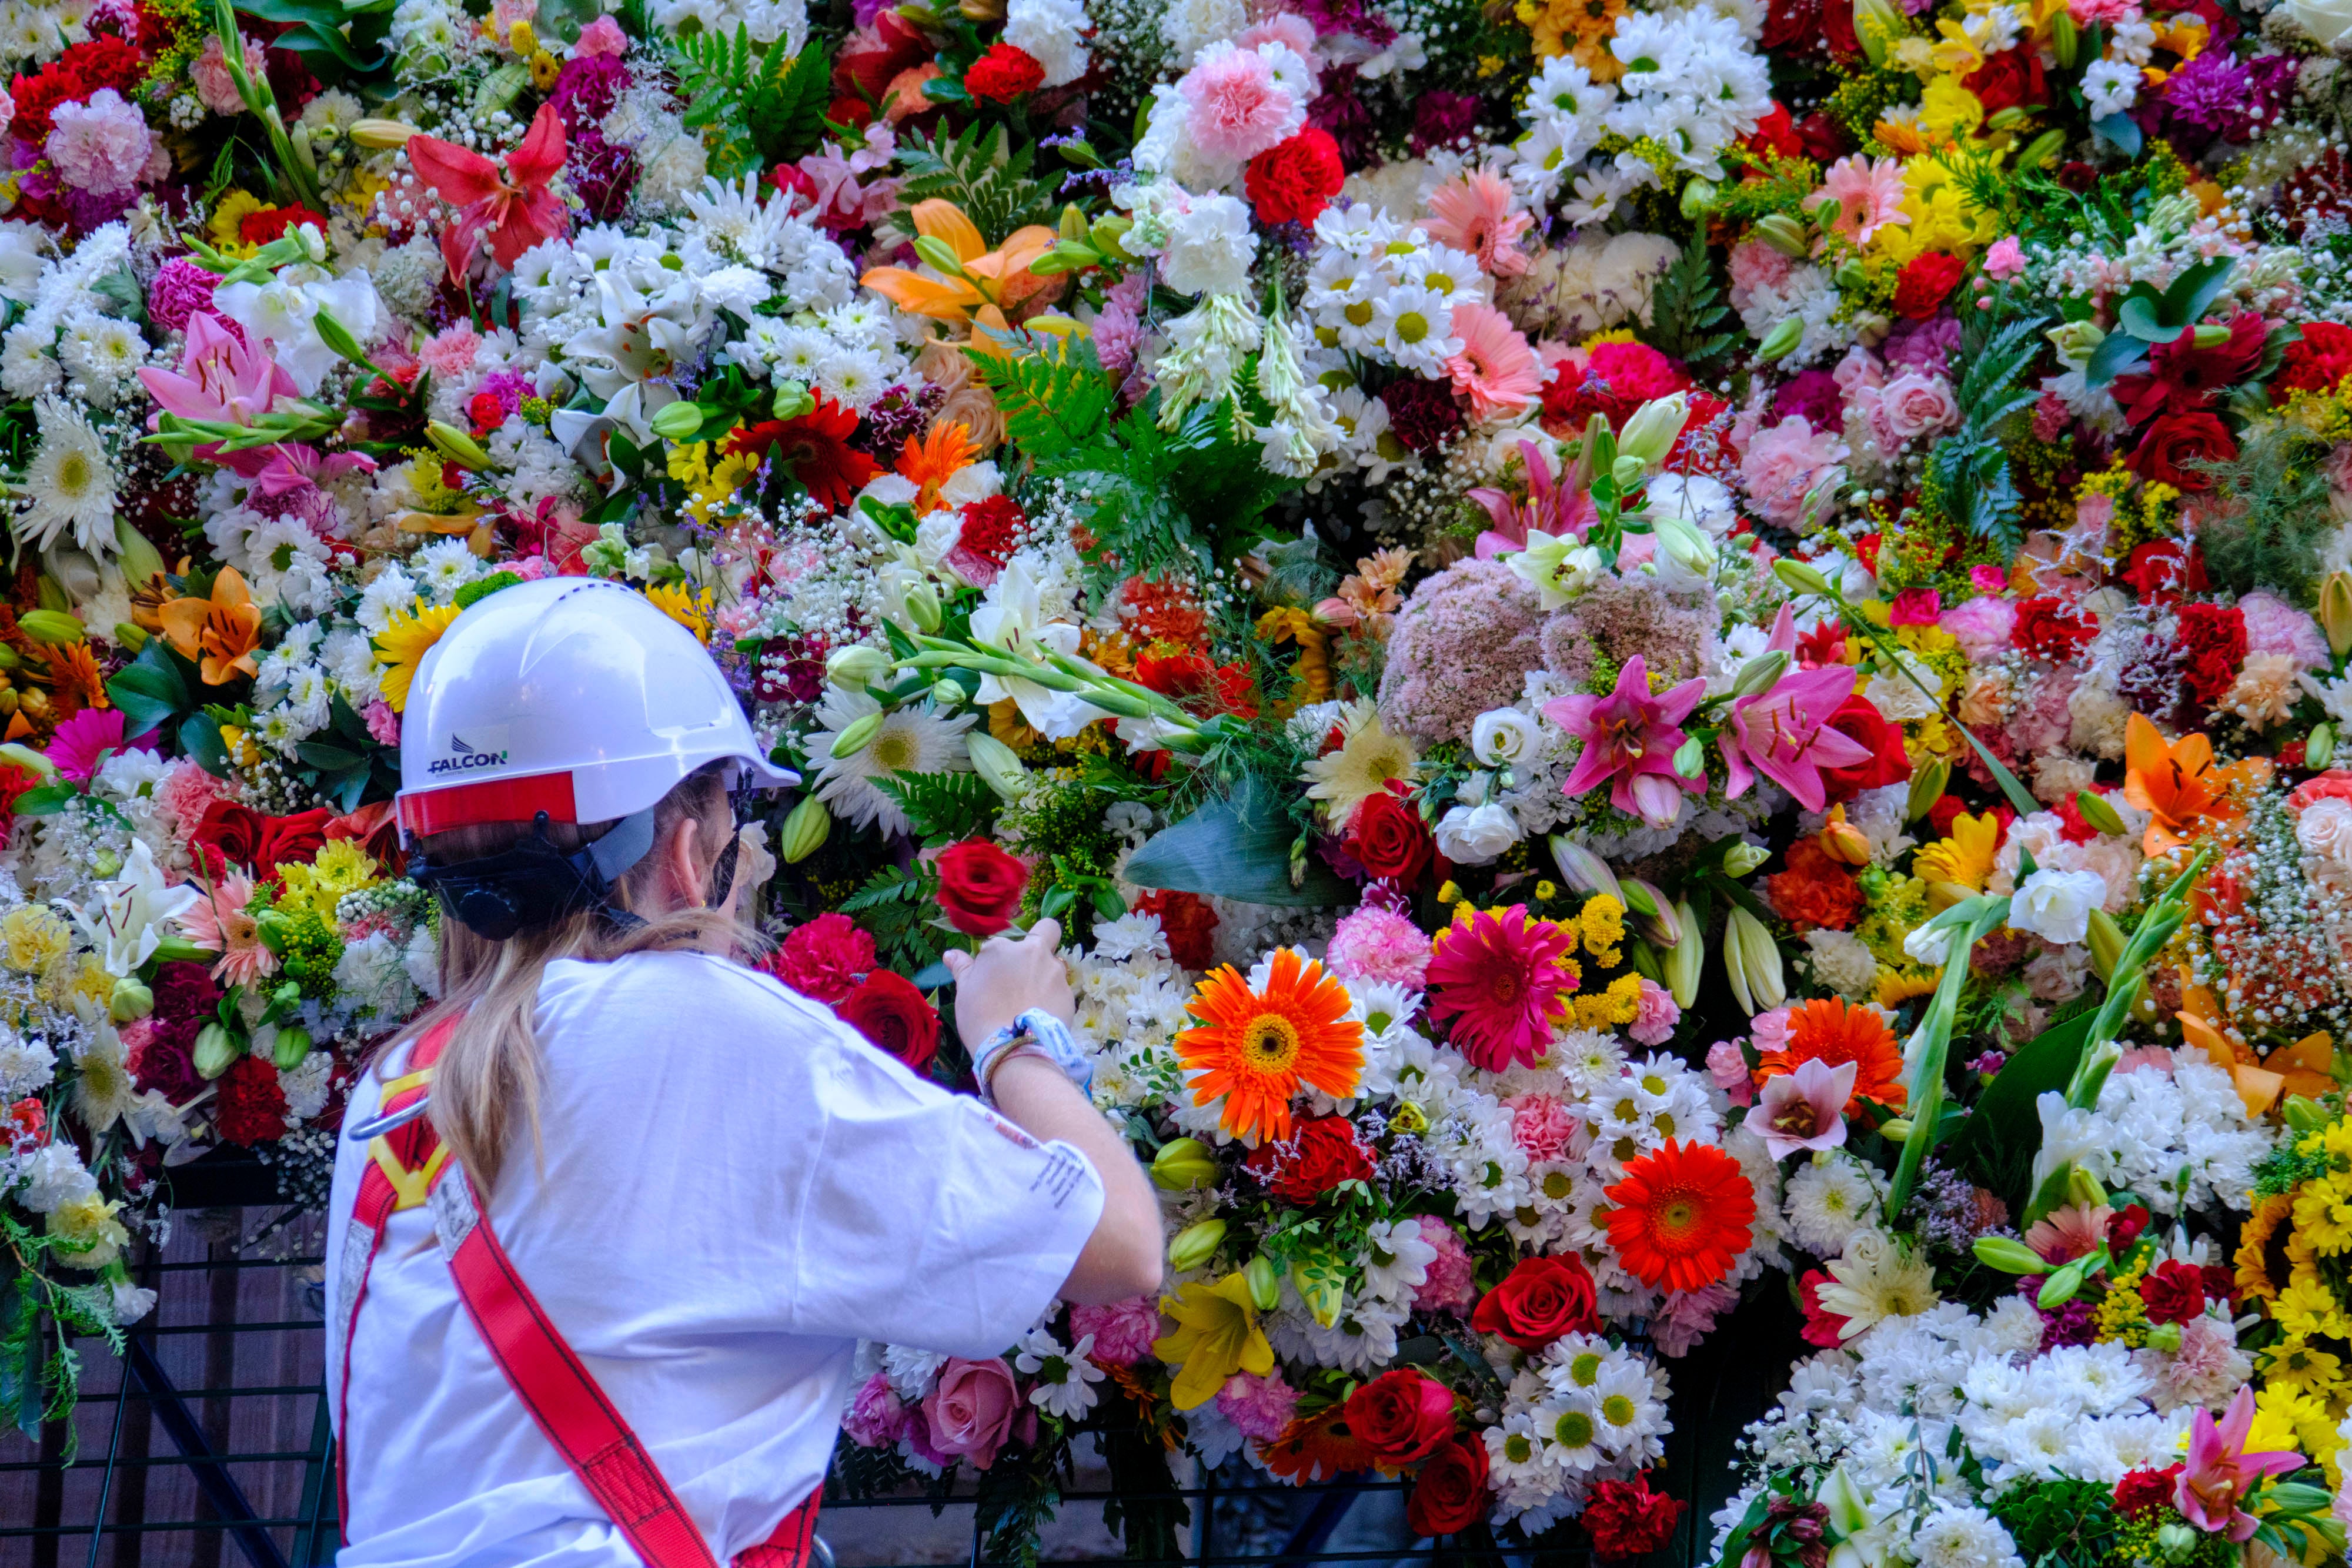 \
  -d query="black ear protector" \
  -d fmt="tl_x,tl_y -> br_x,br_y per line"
410,808 -> 660,940
704,771 -> 760,911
